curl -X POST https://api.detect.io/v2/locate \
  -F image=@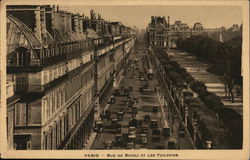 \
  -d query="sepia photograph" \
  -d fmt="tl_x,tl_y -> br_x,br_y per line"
0,0 -> 249,159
